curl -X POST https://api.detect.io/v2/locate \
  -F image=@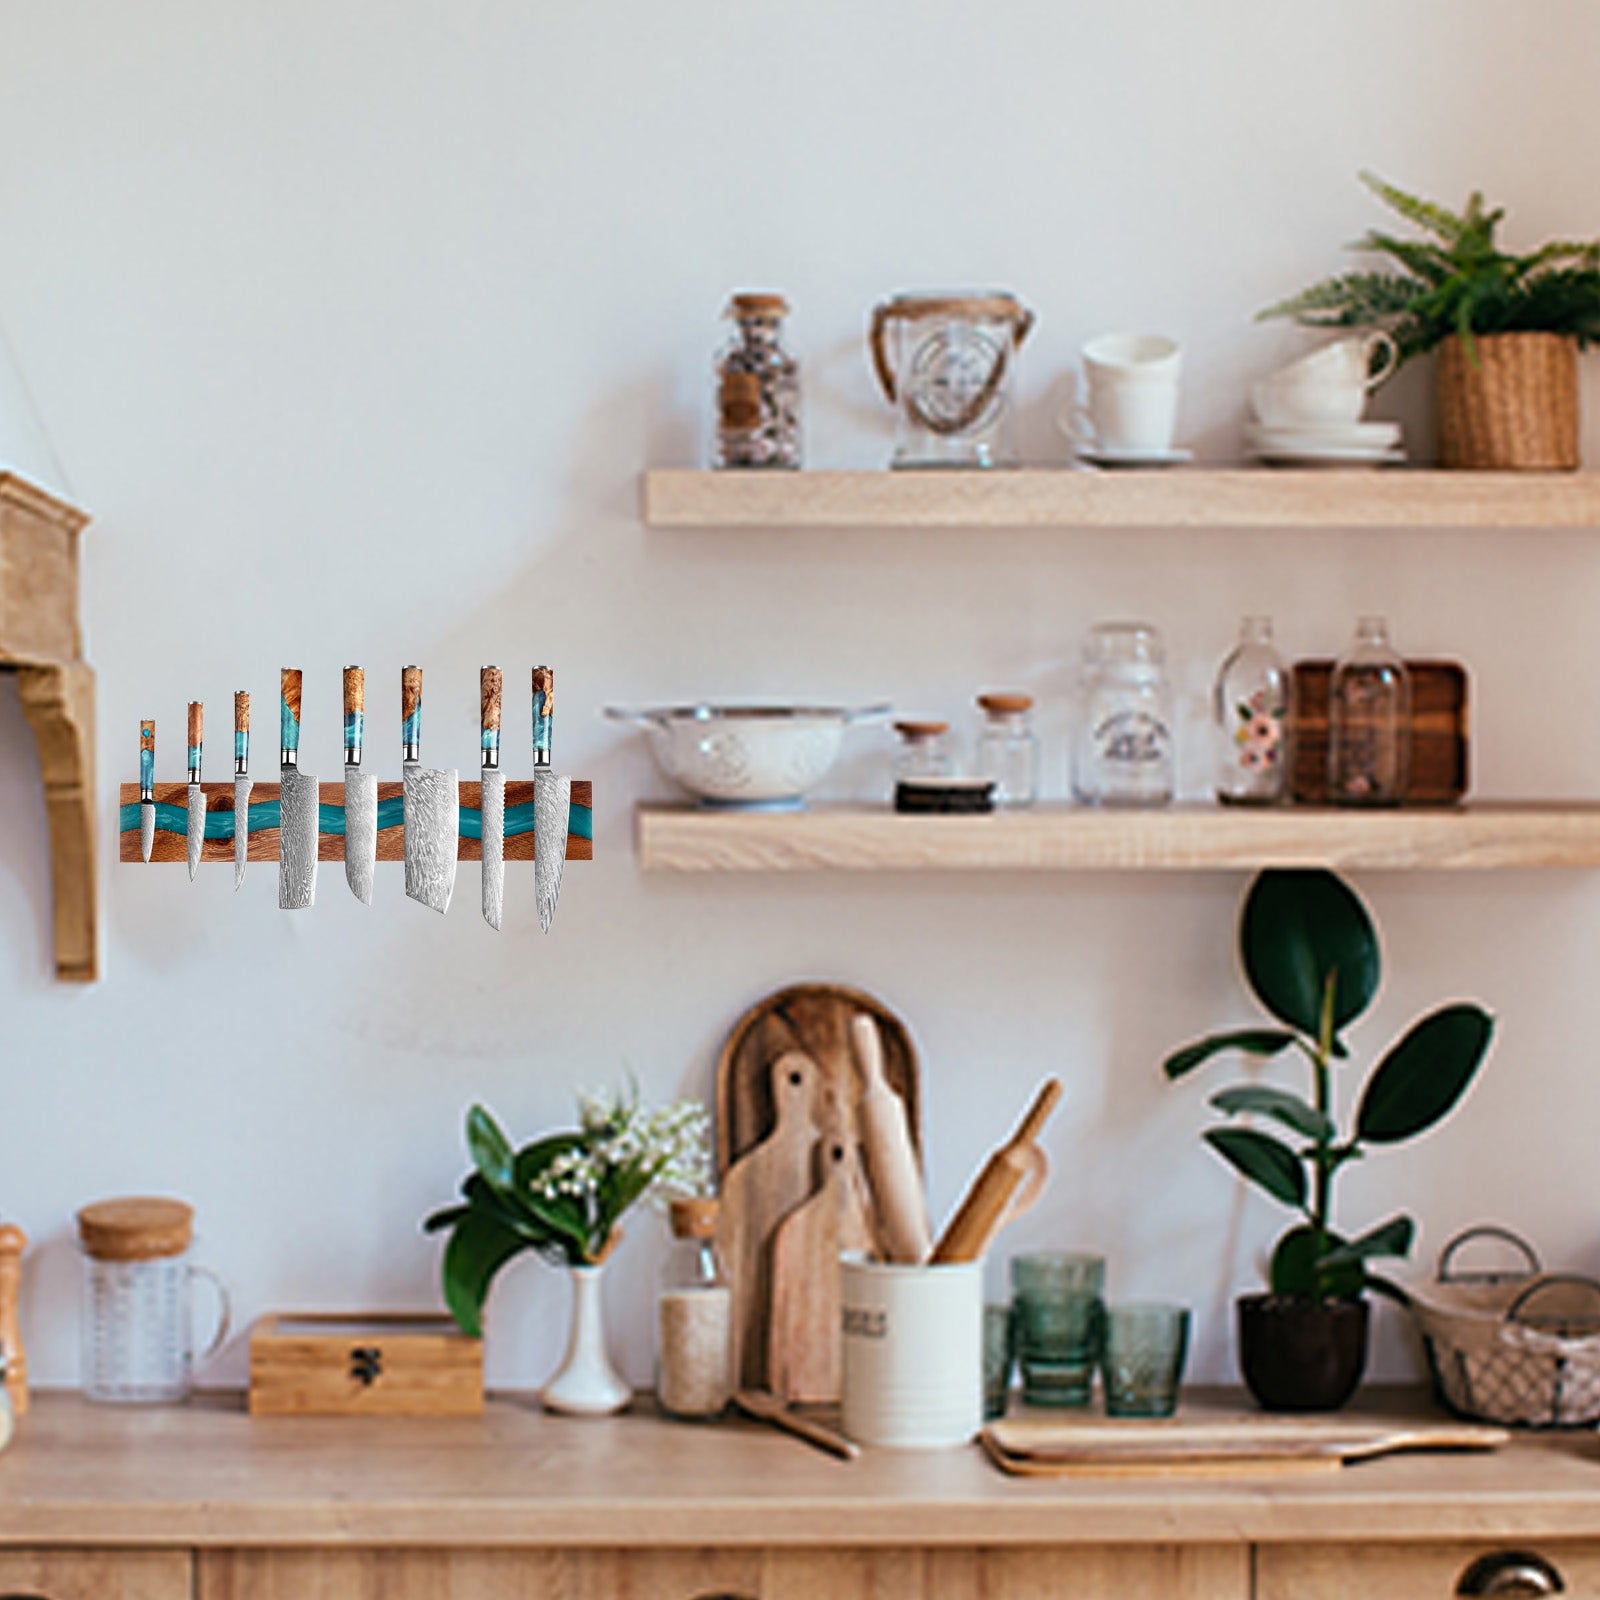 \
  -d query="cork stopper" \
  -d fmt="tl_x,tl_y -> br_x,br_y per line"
727,292 -> 788,318
77,1197 -> 194,1261
669,1196 -> 720,1241
977,692 -> 1033,715
894,719 -> 949,739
